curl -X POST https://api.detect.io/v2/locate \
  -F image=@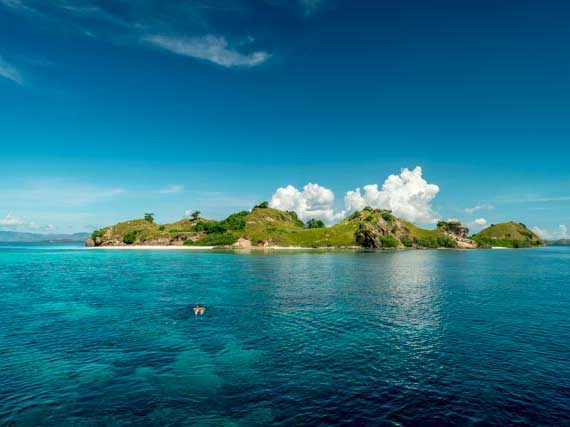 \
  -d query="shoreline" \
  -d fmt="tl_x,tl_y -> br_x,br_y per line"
87,245 -> 361,251
85,245 -> 515,251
